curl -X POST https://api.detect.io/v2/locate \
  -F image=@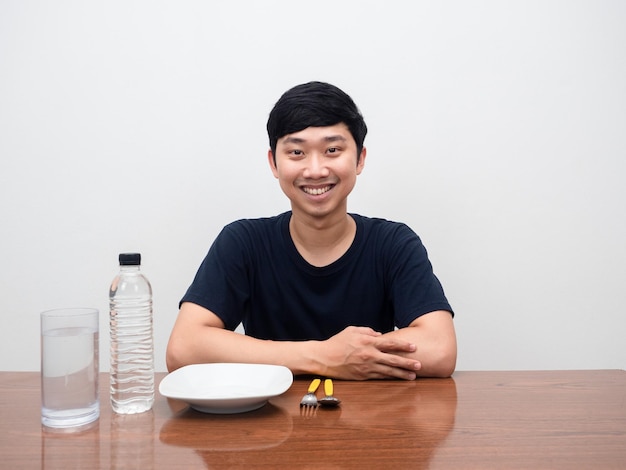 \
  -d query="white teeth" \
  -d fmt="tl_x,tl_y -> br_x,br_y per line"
303,186 -> 331,195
